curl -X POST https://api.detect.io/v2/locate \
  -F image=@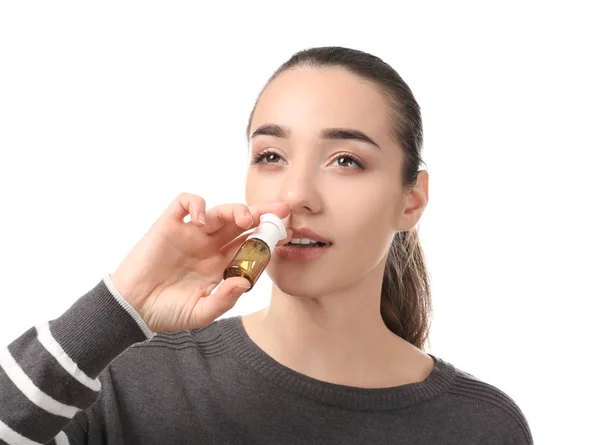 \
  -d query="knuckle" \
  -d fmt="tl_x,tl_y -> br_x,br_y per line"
233,204 -> 245,217
216,210 -> 227,225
